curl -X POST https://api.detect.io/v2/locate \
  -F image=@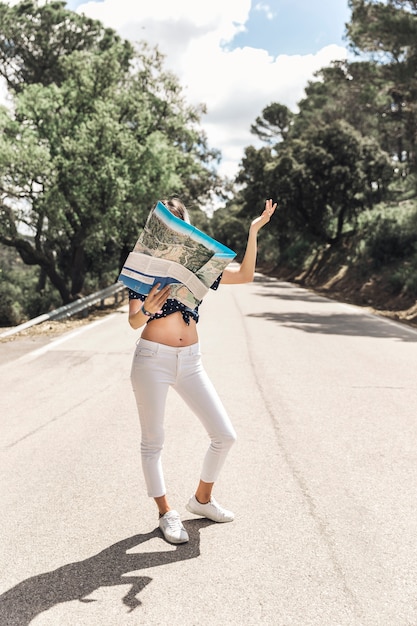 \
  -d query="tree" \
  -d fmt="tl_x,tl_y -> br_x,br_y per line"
236,116 -> 393,250
235,145 -> 276,210
347,0 -> 417,175
229,1 -> 413,278
250,103 -> 294,145
271,121 -> 393,245
210,203 -> 249,261
347,0 -> 417,61
0,3 -> 222,305
0,0 -> 133,91
295,61 -> 385,140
